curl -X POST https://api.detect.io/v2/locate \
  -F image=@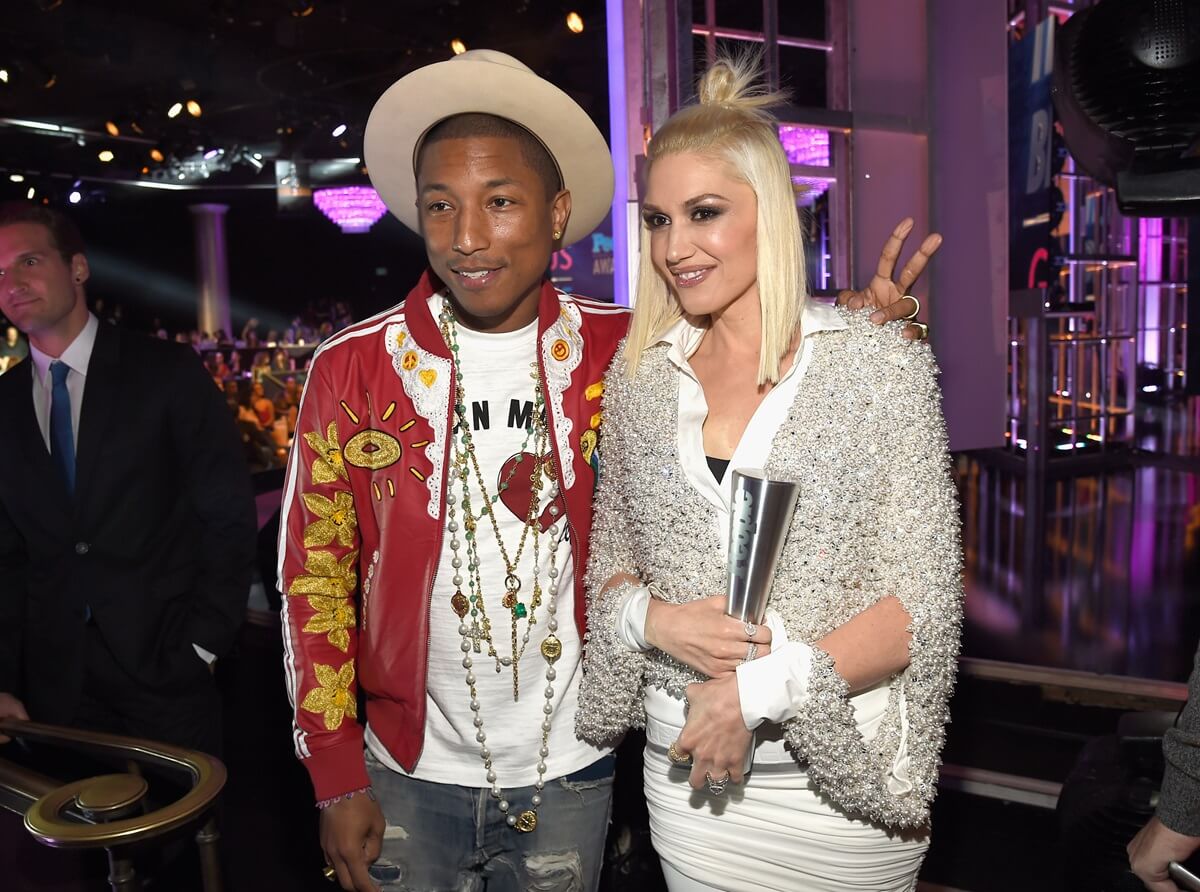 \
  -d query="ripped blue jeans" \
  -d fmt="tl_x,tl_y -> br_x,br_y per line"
364,750 -> 615,892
